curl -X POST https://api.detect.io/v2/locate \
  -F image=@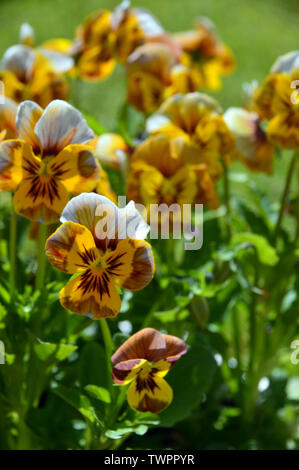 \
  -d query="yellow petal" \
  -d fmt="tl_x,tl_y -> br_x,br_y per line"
13,175 -> 69,223
59,268 -> 121,319
49,144 -> 100,194
0,139 -> 26,192
127,375 -> 173,413
104,238 -> 155,291
45,221 -> 98,274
